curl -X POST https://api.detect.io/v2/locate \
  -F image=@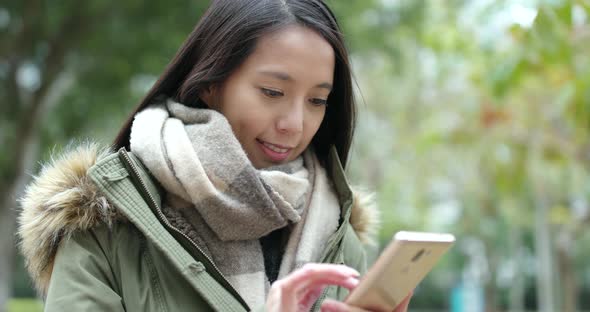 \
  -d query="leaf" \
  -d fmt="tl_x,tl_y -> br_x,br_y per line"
487,53 -> 524,98
550,205 -> 573,225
